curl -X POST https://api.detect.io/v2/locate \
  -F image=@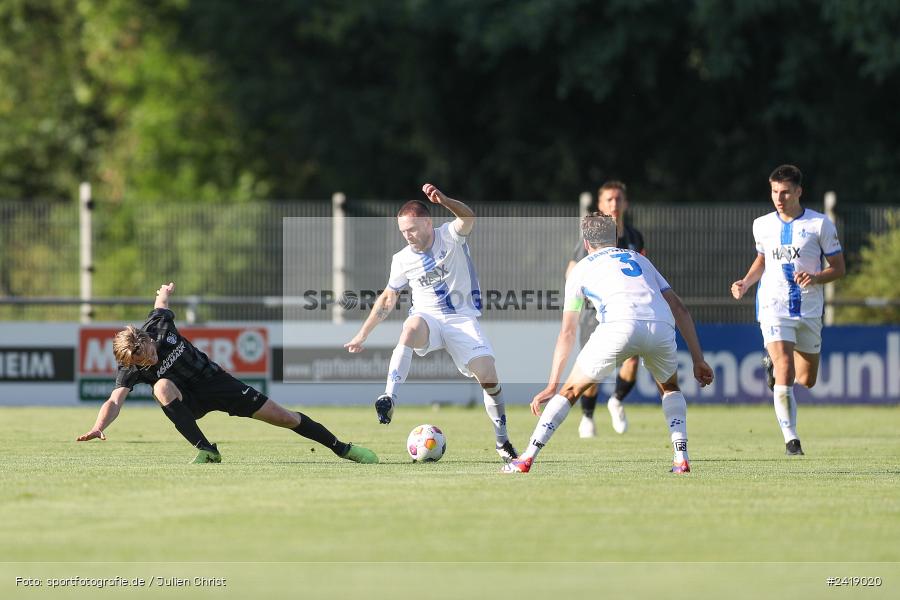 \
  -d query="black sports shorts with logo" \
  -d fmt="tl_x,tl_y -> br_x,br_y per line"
178,371 -> 268,419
